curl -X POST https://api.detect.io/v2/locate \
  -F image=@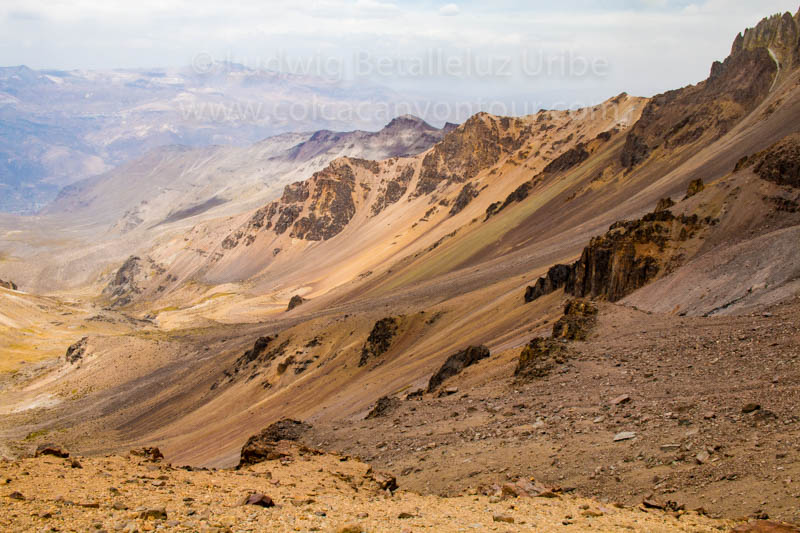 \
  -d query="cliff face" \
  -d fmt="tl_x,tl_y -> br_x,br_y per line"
734,10 -> 800,69
414,114 -> 530,197
526,210 -> 709,303
619,10 -> 799,171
